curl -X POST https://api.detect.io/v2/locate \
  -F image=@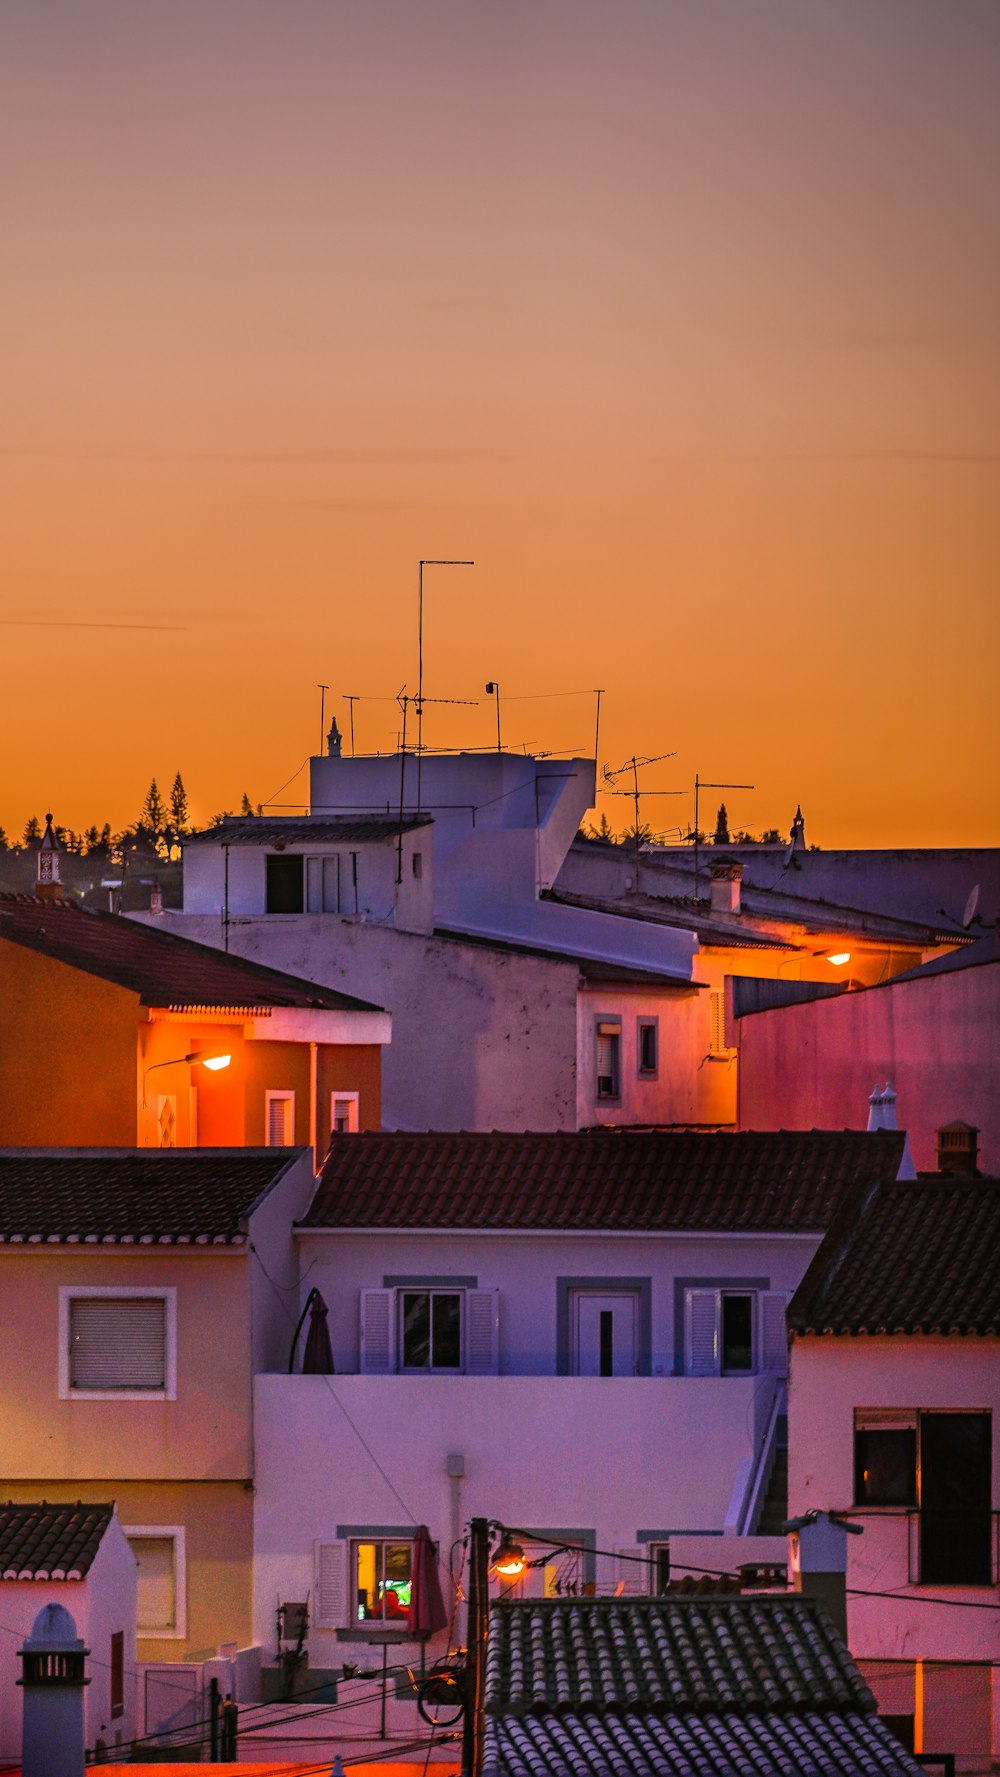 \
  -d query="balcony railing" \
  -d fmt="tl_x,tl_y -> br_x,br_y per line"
906,1510 -> 1000,1587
